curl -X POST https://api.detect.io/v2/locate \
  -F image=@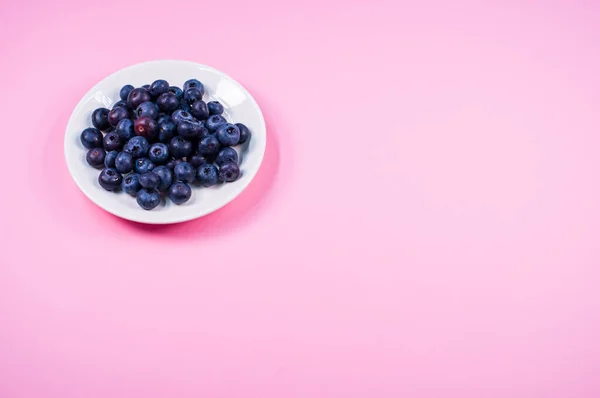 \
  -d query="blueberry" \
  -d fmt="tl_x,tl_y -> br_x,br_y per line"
215,147 -> 238,166
112,100 -> 128,109
139,172 -> 160,190
127,87 -> 152,110
235,123 -> 252,145
142,84 -> 150,90
219,162 -> 240,182
136,189 -> 161,210
183,87 -> 203,104
205,114 -> 227,132
169,136 -> 192,159
166,158 -> 183,170
153,165 -> 174,191
98,168 -> 123,191
116,118 -> 134,141
197,135 -> 220,156
80,127 -> 103,148
156,92 -> 179,113
123,136 -> 149,158
157,114 -> 171,125
115,151 -> 134,173
183,79 -> 204,95
86,147 -> 106,168
177,102 -> 191,113
190,100 -> 209,120
215,123 -> 240,146
196,164 -> 219,187
207,101 -> 224,116
103,131 -> 122,151
134,116 -> 158,140
188,154 -> 208,167
149,79 -> 169,98
108,106 -> 129,127
120,84 -> 134,101
92,108 -> 110,130
171,109 -> 195,125
174,162 -> 195,183
168,181 -> 192,205
134,157 -> 155,174
158,120 -> 176,143
135,101 -> 159,120
122,173 -> 141,196
148,143 -> 169,164
104,150 -> 118,168
168,86 -> 183,100
177,120 -> 203,139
